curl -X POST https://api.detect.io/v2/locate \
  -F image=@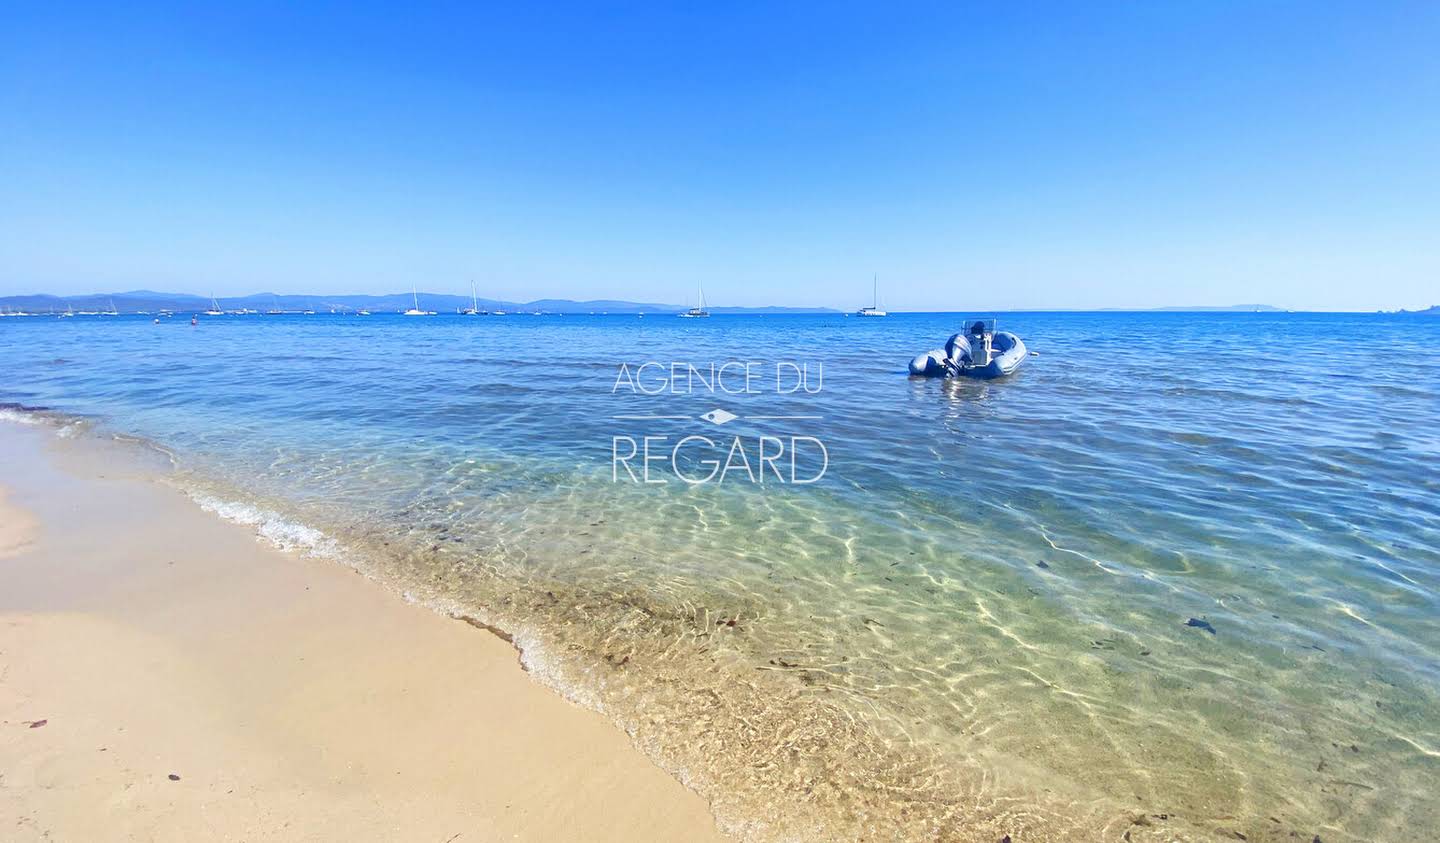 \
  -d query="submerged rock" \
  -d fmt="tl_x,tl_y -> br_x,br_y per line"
1185,617 -> 1217,635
